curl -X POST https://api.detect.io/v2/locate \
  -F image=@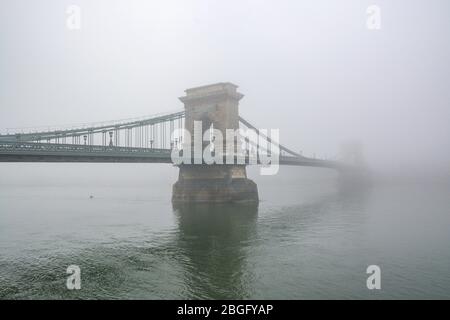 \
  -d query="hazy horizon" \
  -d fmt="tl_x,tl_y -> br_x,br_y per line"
1,0 -> 449,176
